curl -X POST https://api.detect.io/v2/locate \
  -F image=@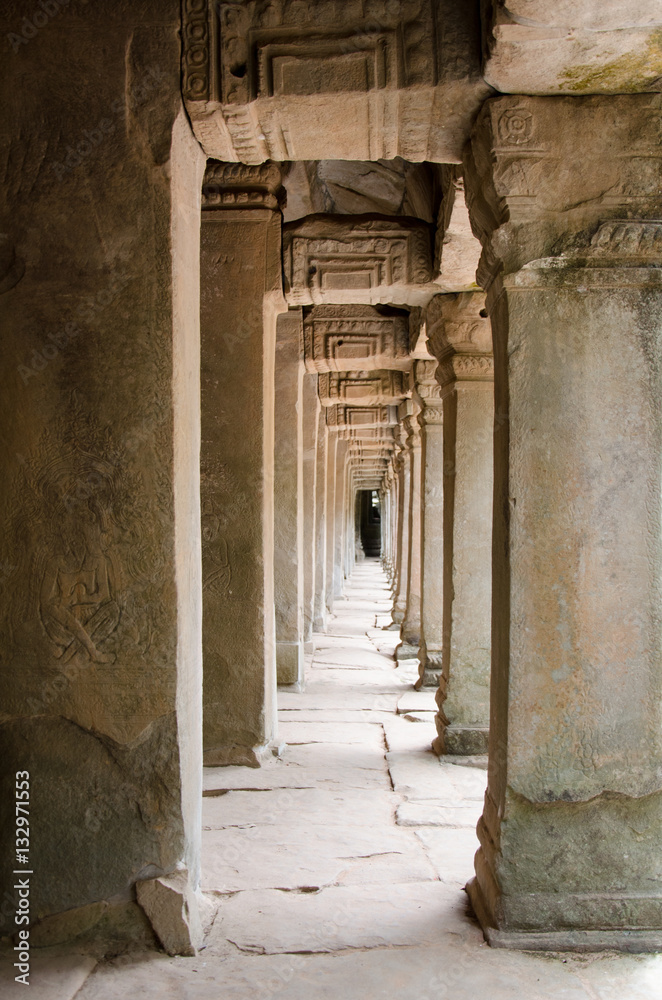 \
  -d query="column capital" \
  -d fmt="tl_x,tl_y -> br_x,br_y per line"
463,95 -> 662,289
